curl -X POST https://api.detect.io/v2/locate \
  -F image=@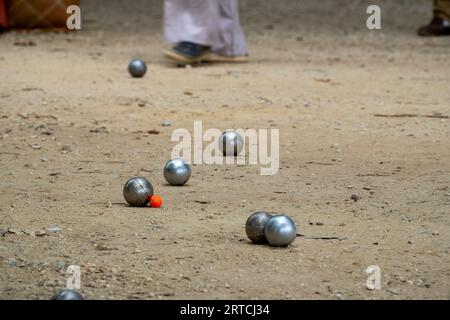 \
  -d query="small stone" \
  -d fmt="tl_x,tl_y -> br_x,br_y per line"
350,194 -> 361,202
47,227 -> 62,233
7,228 -> 19,234
96,244 -> 111,251
35,229 -> 47,237
60,145 -> 72,153
335,293 -> 345,300
7,258 -> 17,267
54,260 -> 66,270
161,120 -> 172,127
31,144 -> 41,150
